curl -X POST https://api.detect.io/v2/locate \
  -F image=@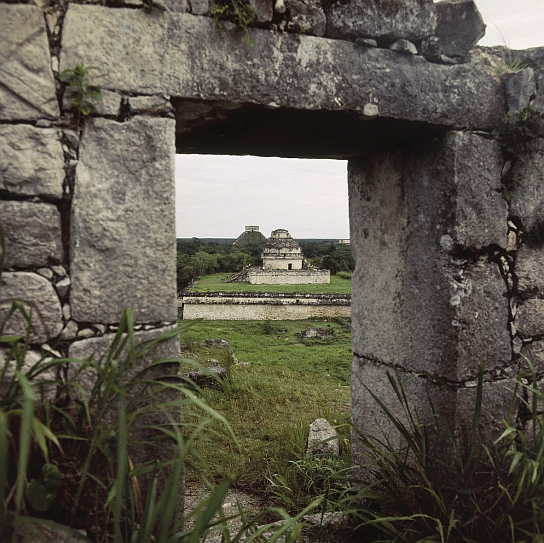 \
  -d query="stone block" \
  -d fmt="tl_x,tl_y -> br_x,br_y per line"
70,116 -> 177,324
508,140 -> 544,232
284,0 -> 326,37
0,125 -> 65,200
1,201 -> 63,269
324,0 -> 436,43
59,6 -> 505,131
0,272 -> 63,343
502,68 -> 536,113
249,0 -> 272,22
515,299 -> 544,338
349,131 -> 510,381
434,0 -> 486,59
63,88 -> 121,117
128,95 -> 174,115
307,418 -> 339,456
516,244 -> 544,294
0,5 -> 59,121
